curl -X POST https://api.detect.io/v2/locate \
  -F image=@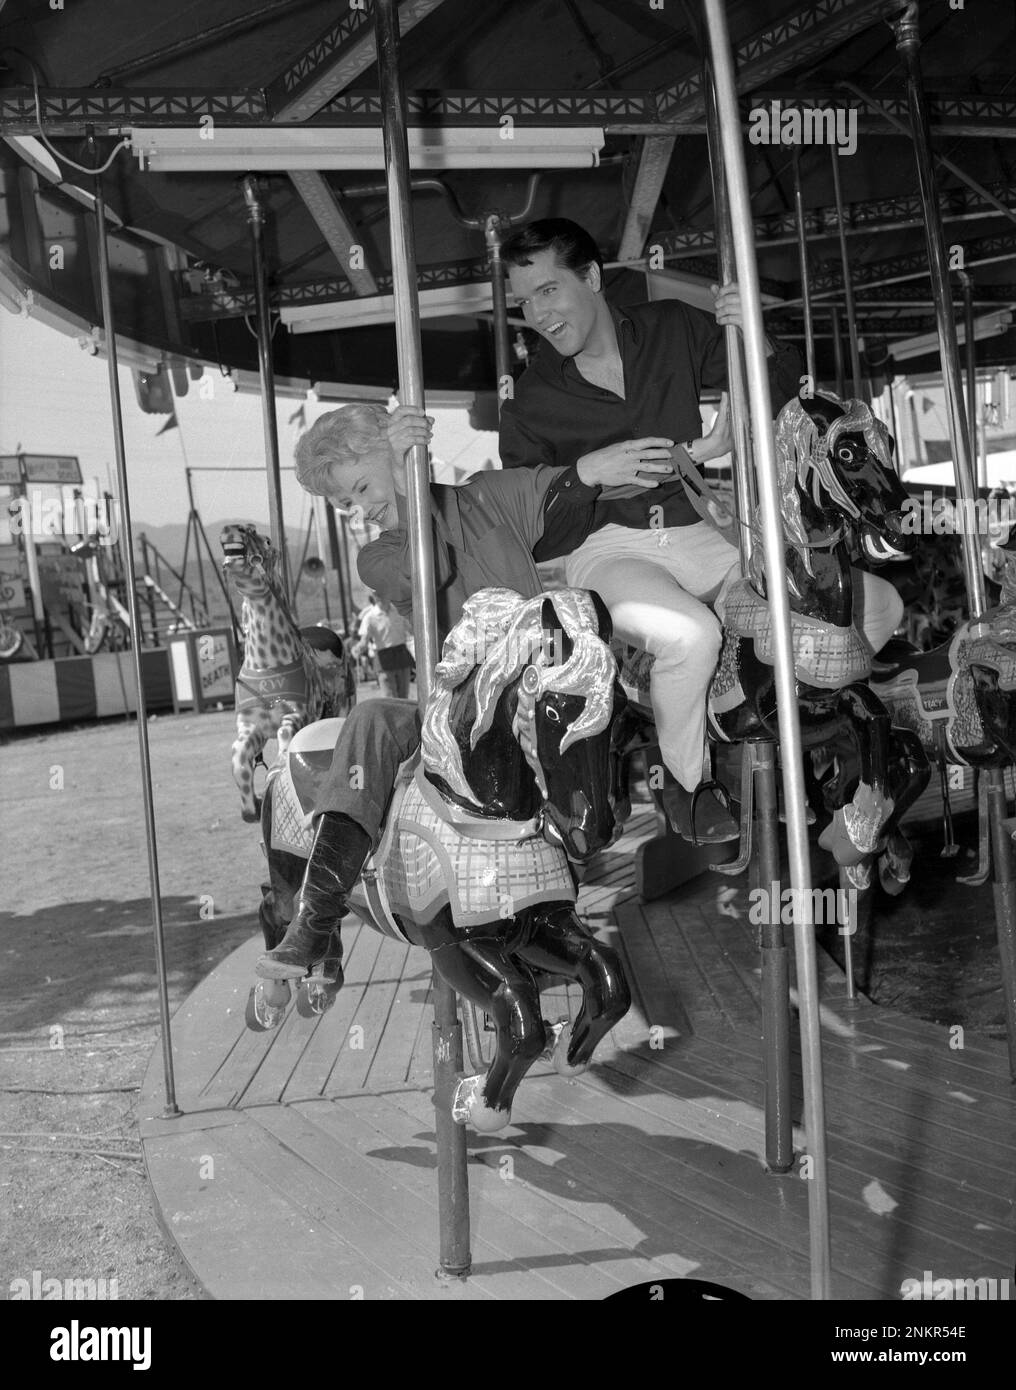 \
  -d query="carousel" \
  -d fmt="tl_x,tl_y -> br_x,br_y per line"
3,0 -> 1015,1303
